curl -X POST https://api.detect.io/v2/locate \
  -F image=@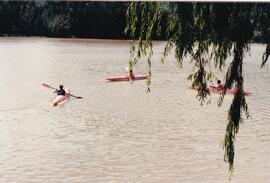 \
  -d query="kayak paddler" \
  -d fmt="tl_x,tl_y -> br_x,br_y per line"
216,80 -> 224,91
128,69 -> 135,83
208,80 -> 224,91
54,85 -> 66,96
